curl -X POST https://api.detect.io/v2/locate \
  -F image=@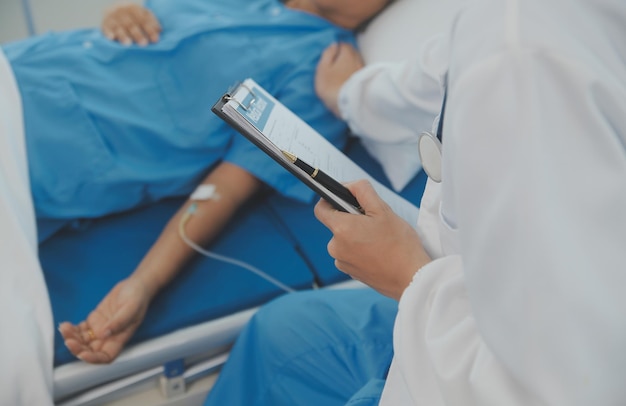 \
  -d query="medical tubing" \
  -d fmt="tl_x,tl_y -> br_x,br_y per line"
178,206 -> 295,293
